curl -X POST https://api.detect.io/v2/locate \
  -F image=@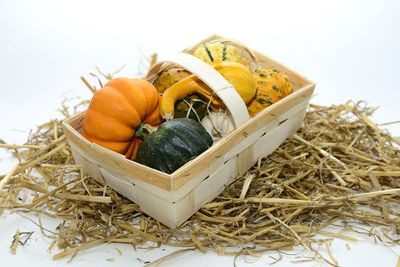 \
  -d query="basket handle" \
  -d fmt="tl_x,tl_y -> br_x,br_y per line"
147,52 -> 250,129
